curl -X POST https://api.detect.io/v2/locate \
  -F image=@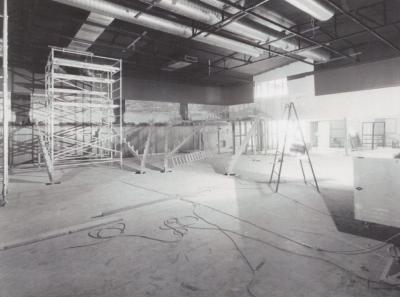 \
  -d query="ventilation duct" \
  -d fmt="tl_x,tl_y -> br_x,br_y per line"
52,0 -> 264,57
146,0 -> 329,62
69,12 -> 114,51
200,0 -> 295,33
